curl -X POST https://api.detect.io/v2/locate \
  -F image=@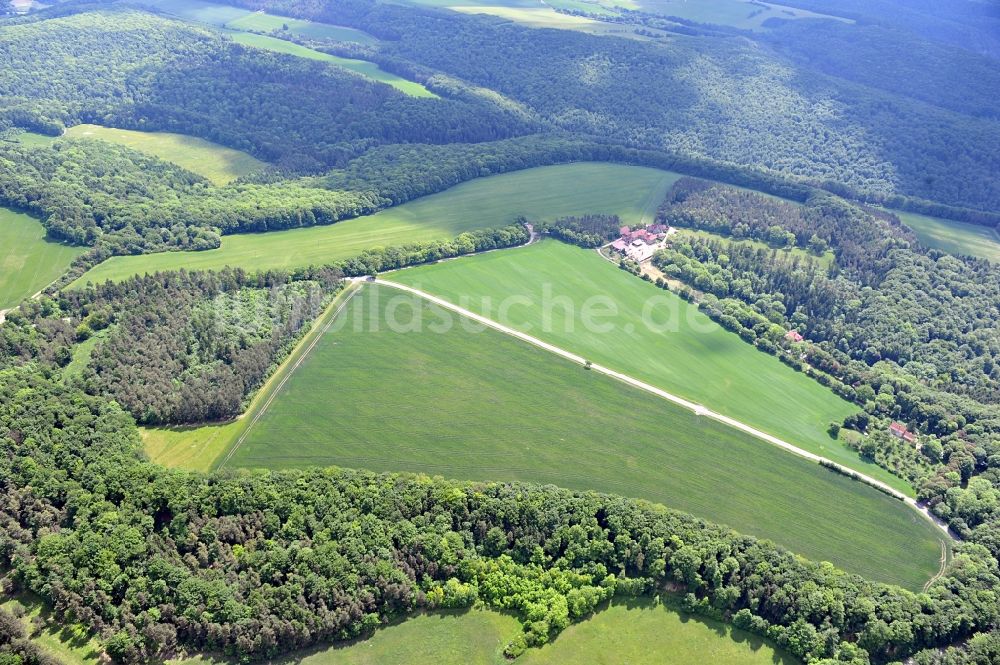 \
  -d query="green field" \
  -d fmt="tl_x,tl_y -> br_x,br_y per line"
225,11 -> 378,44
172,598 -> 795,665
896,210 -> 1000,262
72,163 -> 680,287
0,207 -> 84,310
64,124 -> 265,185
130,0 -> 377,43
633,0 -> 848,30
227,32 -> 436,97
1,593 -> 103,665
391,240 -> 915,494
222,283 -> 941,587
